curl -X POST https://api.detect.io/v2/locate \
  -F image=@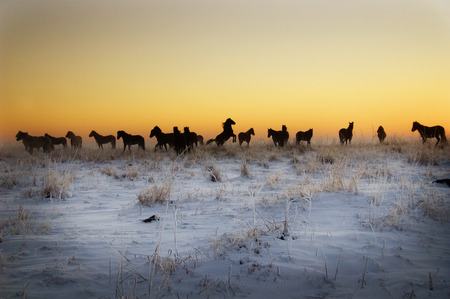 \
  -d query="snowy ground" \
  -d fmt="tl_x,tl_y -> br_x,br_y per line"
0,139 -> 449,298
